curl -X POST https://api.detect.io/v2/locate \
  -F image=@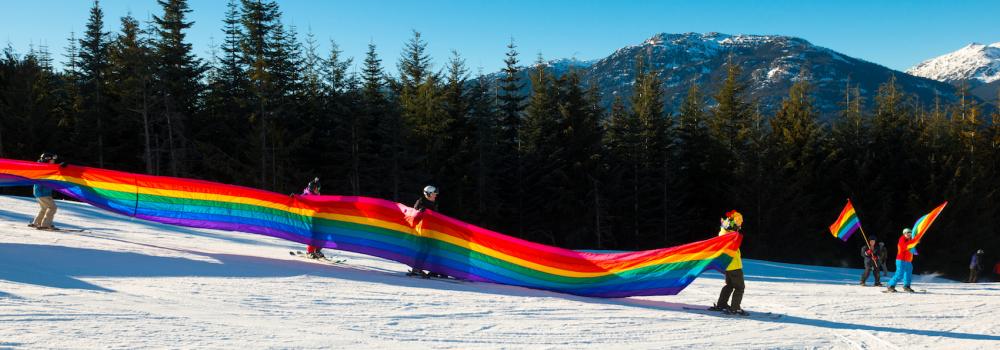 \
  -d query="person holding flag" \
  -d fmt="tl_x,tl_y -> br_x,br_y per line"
828,199 -> 881,284
709,210 -> 748,316
860,237 -> 882,286
886,202 -> 947,293
886,228 -> 917,293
